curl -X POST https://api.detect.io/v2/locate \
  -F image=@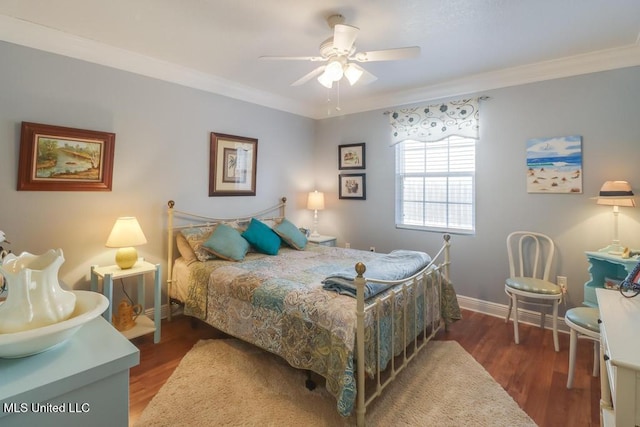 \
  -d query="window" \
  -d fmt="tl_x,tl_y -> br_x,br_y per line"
395,135 -> 476,234
389,98 -> 480,234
